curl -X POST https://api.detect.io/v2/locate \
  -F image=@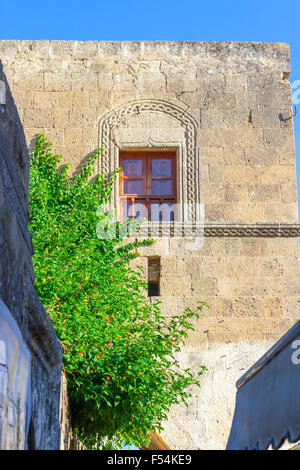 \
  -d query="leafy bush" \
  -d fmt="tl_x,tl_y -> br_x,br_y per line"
29,134 -> 207,449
